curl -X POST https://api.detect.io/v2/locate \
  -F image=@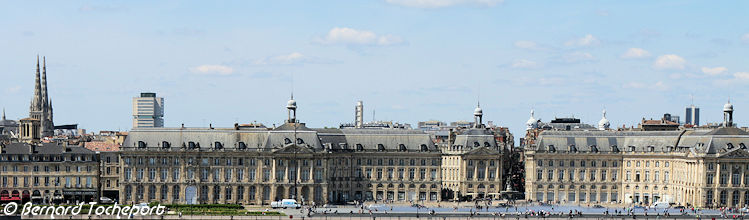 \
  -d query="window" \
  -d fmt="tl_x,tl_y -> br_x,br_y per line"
536,169 -> 543,181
